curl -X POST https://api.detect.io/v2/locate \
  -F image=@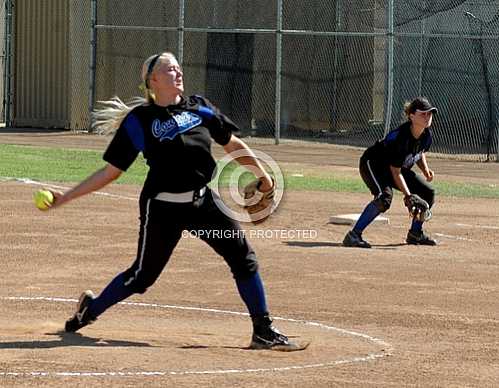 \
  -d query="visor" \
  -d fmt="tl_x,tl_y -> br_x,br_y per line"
416,107 -> 438,113
410,97 -> 437,114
